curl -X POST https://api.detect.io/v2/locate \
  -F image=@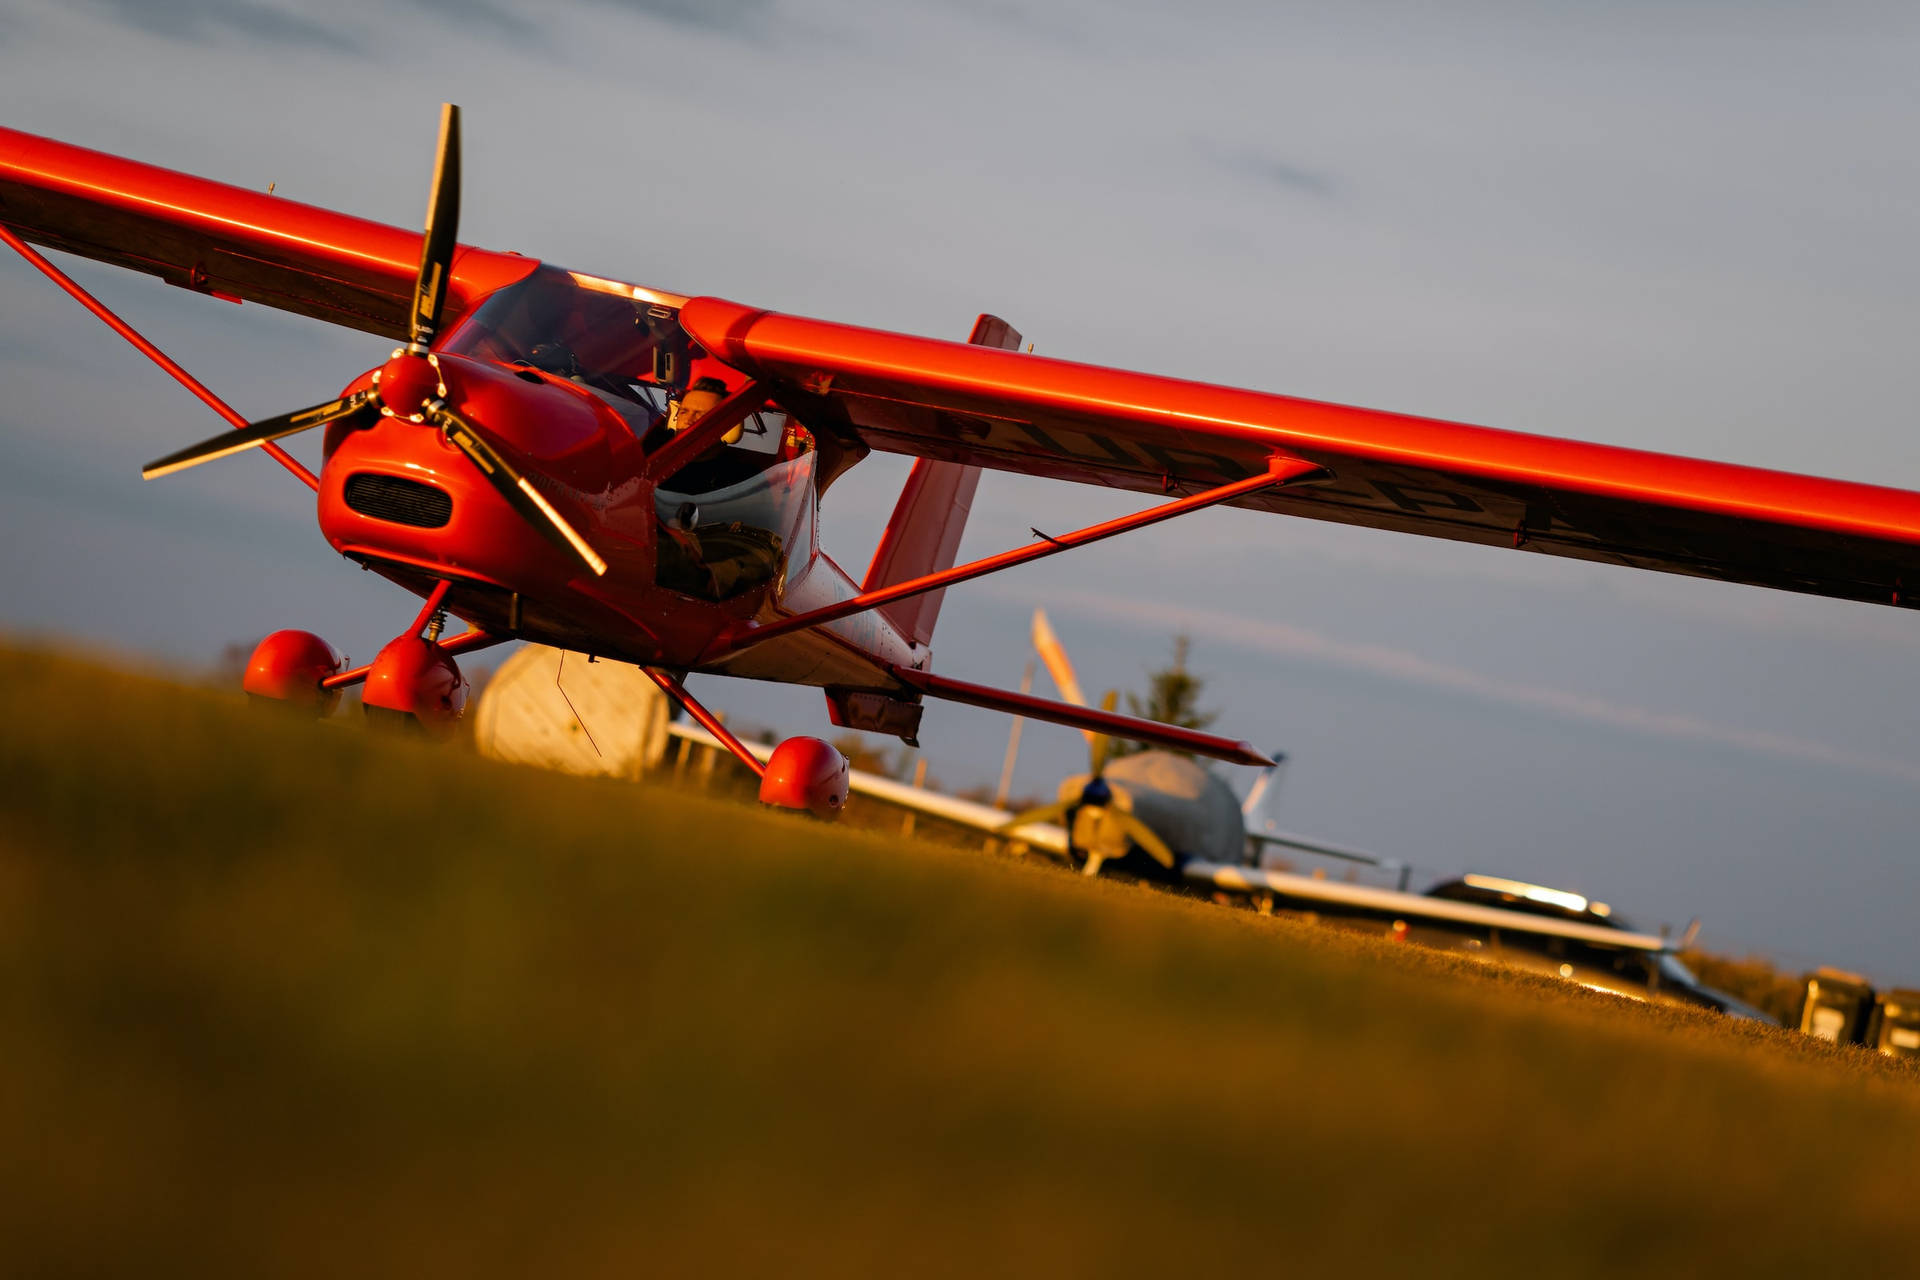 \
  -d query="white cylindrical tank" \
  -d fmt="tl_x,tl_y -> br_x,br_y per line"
472,644 -> 670,779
